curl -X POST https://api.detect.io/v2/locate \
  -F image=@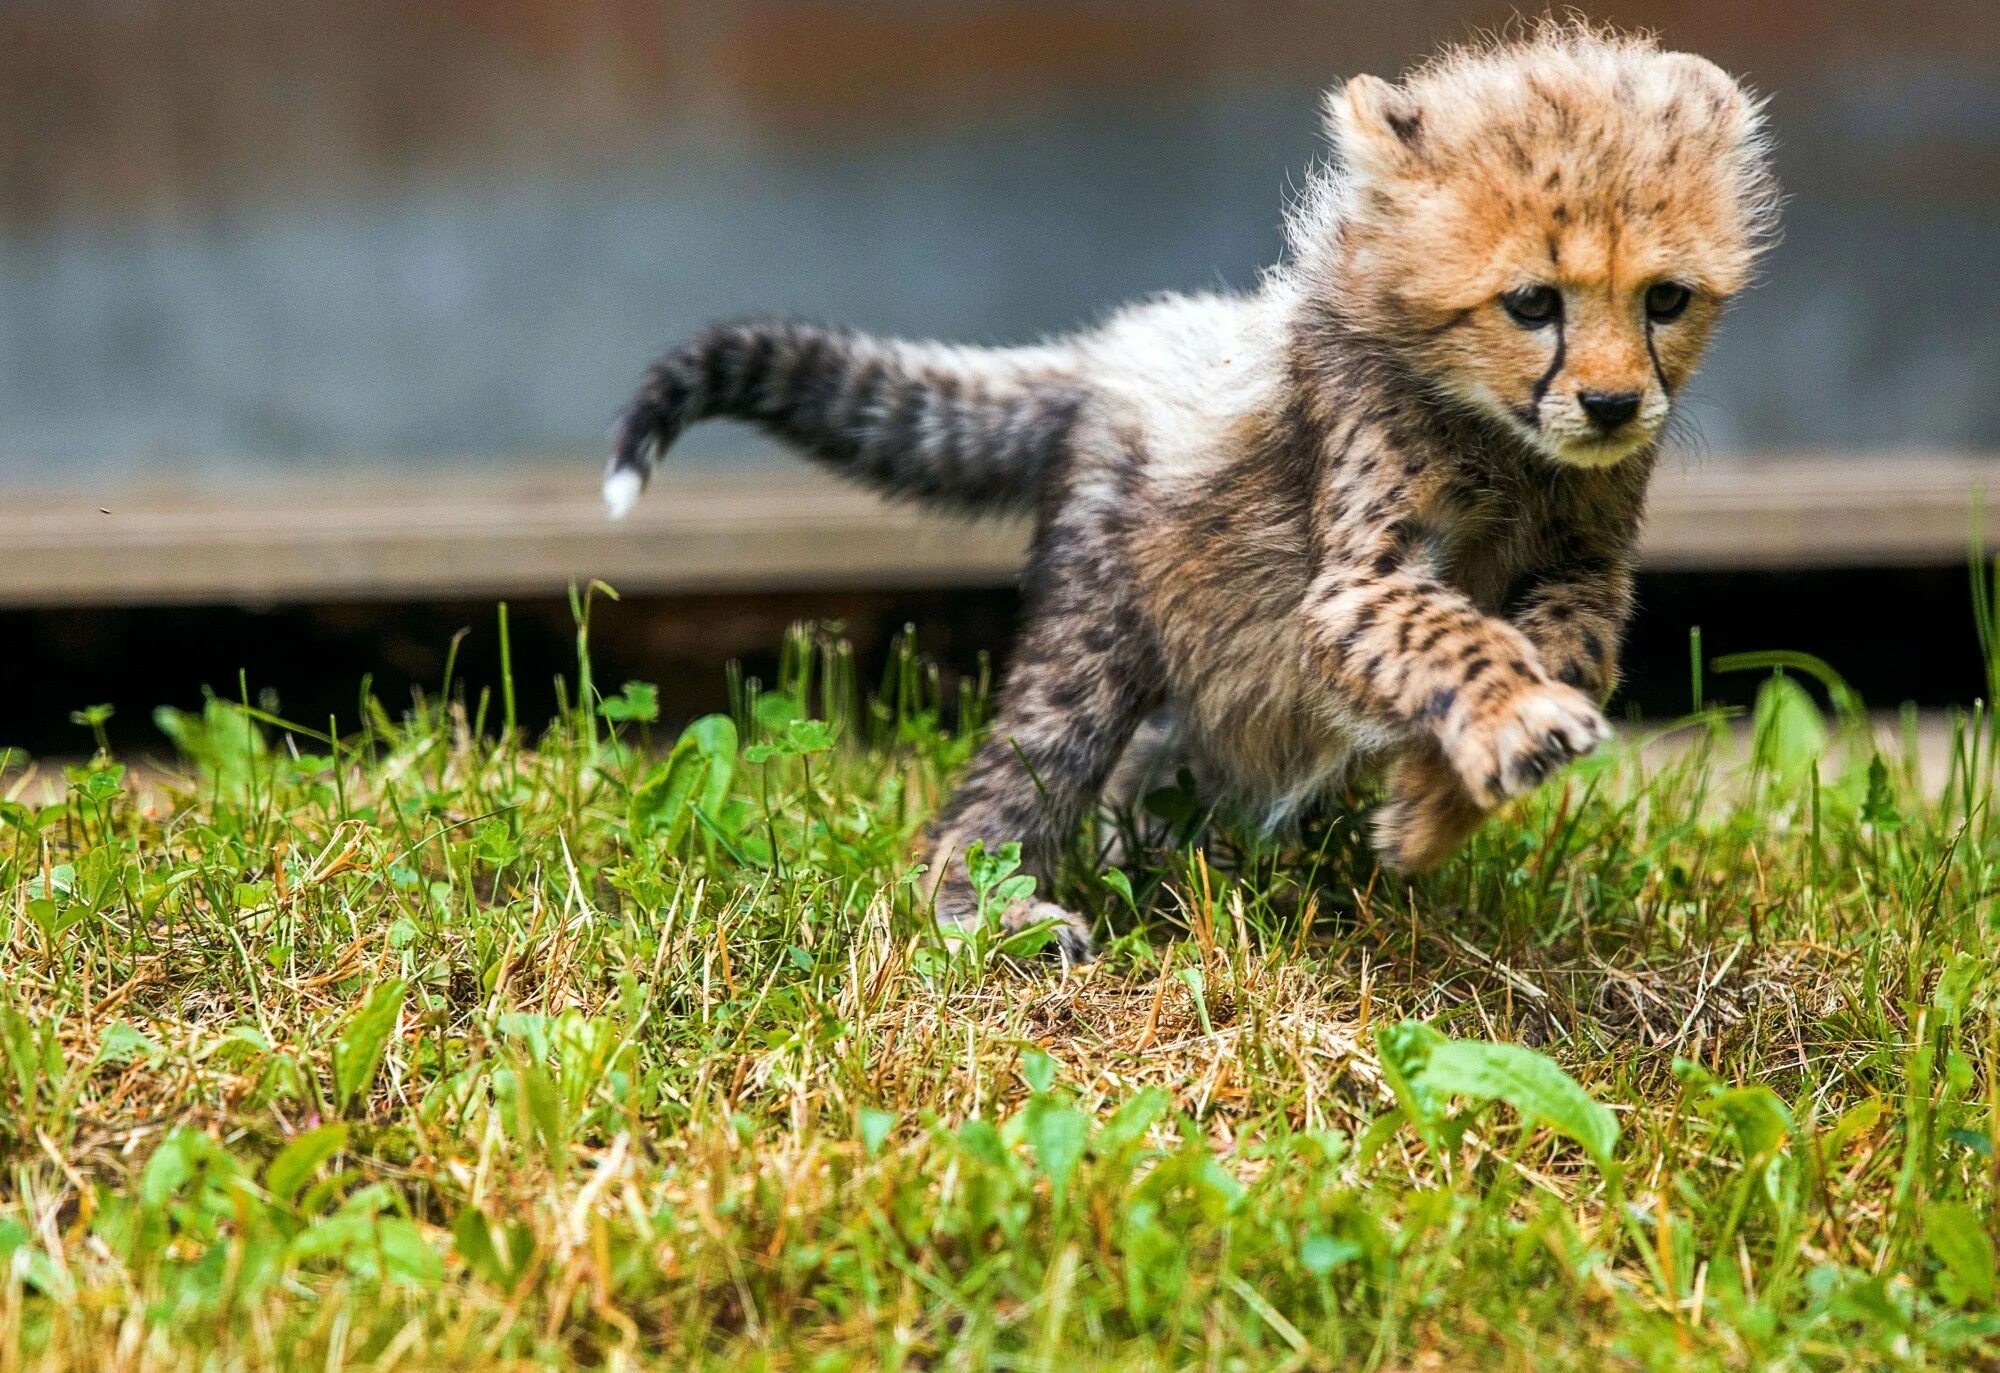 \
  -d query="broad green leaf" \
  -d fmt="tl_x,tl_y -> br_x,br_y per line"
746,718 -> 836,762
1748,671 -> 1828,782
0,799 -> 41,834
1177,967 -> 1214,1036
1926,1201 -> 1997,1307
1095,1087 -> 1170,1156
955,1118 -> 1009,1169
266,1123 -> 349,1209
859,1108 -> 897,1157
630,715 -> 738,844
366,1224 -> 444,1288
293,1204 -> 441,1288
1671,1058 -> 1722,1093
152,696 -> 268,794
1704,1085 -> 1792,1159
1020,1046 -> 1057,1095
1301,1233 -> 1363,1276
472,820 -> 521,868
682,714 -> 739,815
1935,951 -> 1984,1026
452,1207 -> 508,1286
627,740 -> 706,844
332,979 -> 406,1113
0,1007 -> 58,1112
996,920 -> 1054,959
139,1127 -> 239,1209
1821,1097 -> 1885,1159
516,1060 -> 566,1159
753,692 -> 803,734
1023,1097 -> 1089,1199
1374,1021 -> 1450,1149
1422,1038 -> 1620,1169
138,1129 -> 200,1209
965,841 -> 1022,902
1142,768 -> 1203,829
93,1020 -> 162,1068
1355,1107 -> 1408,1171
597,680 -> 659,723
1949,1128 -> 1995,1159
